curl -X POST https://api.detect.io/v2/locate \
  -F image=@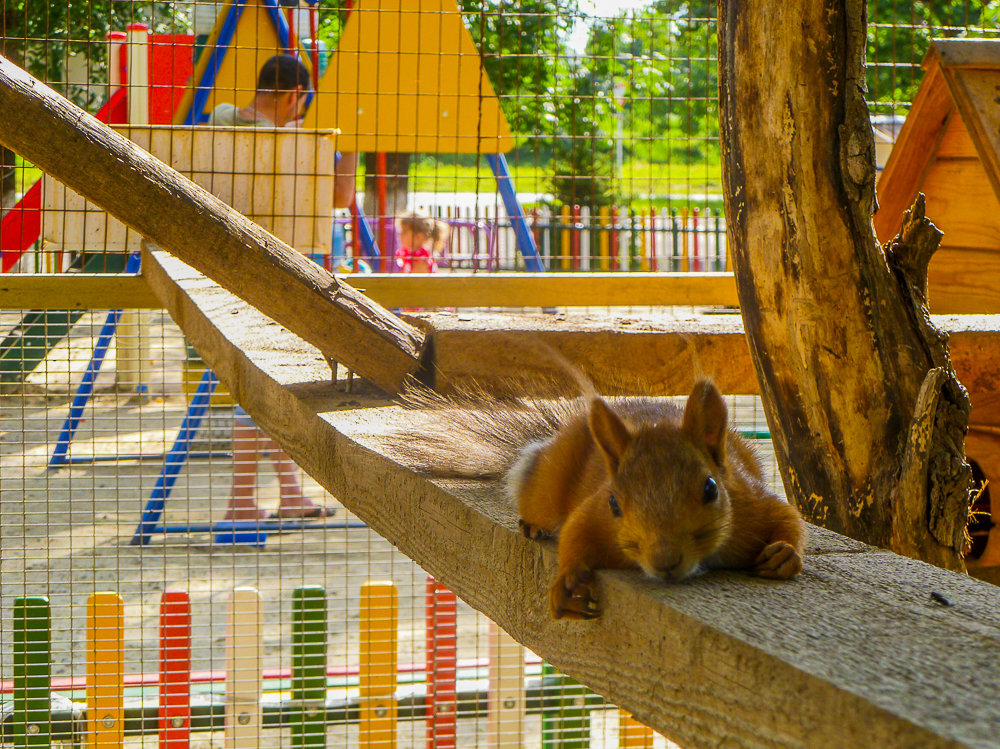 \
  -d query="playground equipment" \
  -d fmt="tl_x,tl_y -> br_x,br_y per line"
1,582 -> 654,746
303,0 -> 544,271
